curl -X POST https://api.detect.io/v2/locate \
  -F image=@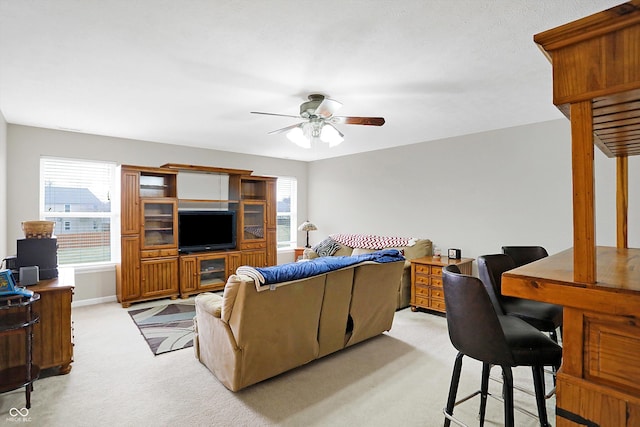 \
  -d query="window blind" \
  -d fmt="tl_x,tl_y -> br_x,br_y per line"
40,157 -> 116,265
